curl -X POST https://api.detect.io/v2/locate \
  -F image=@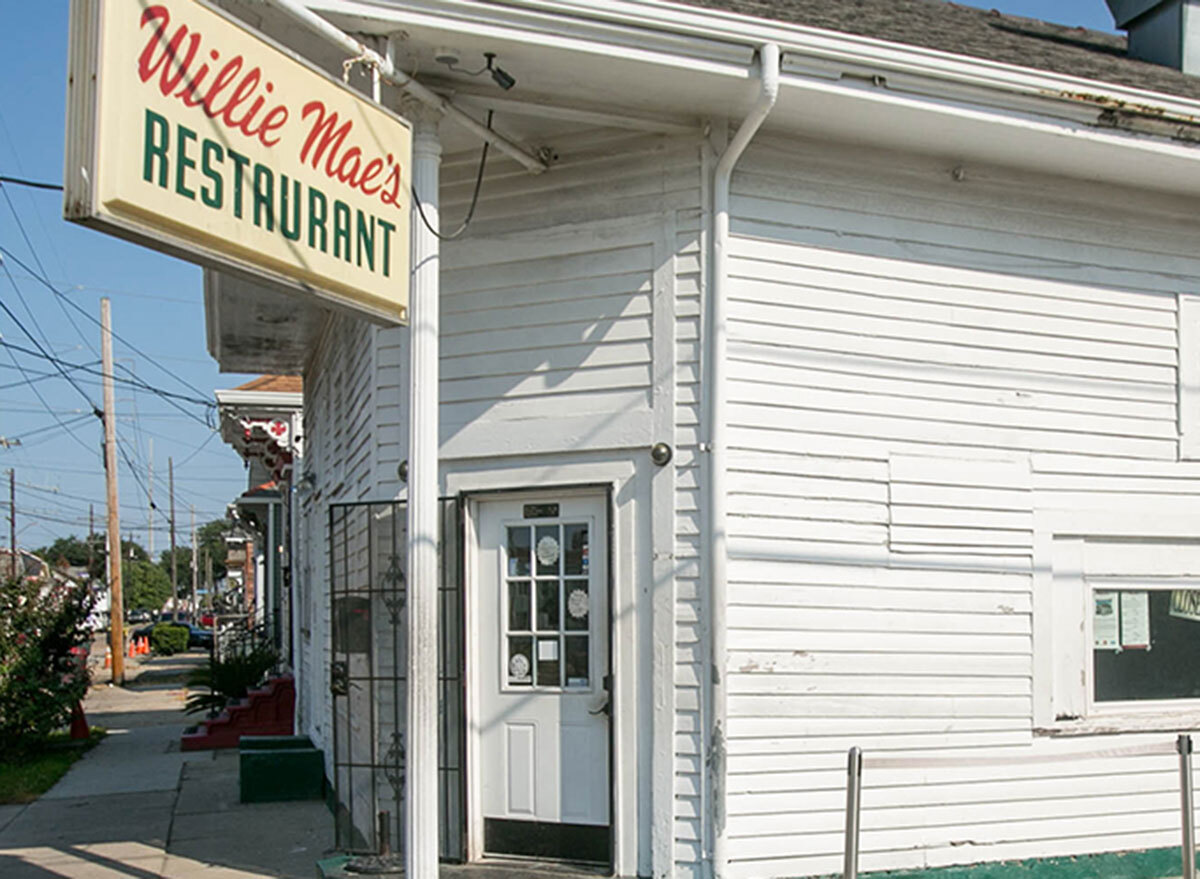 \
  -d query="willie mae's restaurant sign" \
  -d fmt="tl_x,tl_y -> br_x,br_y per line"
64,0 -> 412,324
